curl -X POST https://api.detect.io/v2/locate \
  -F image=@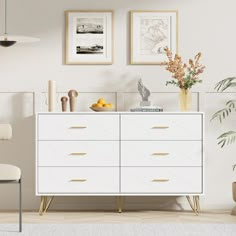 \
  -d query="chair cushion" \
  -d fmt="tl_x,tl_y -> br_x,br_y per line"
0,164 -> 21,181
